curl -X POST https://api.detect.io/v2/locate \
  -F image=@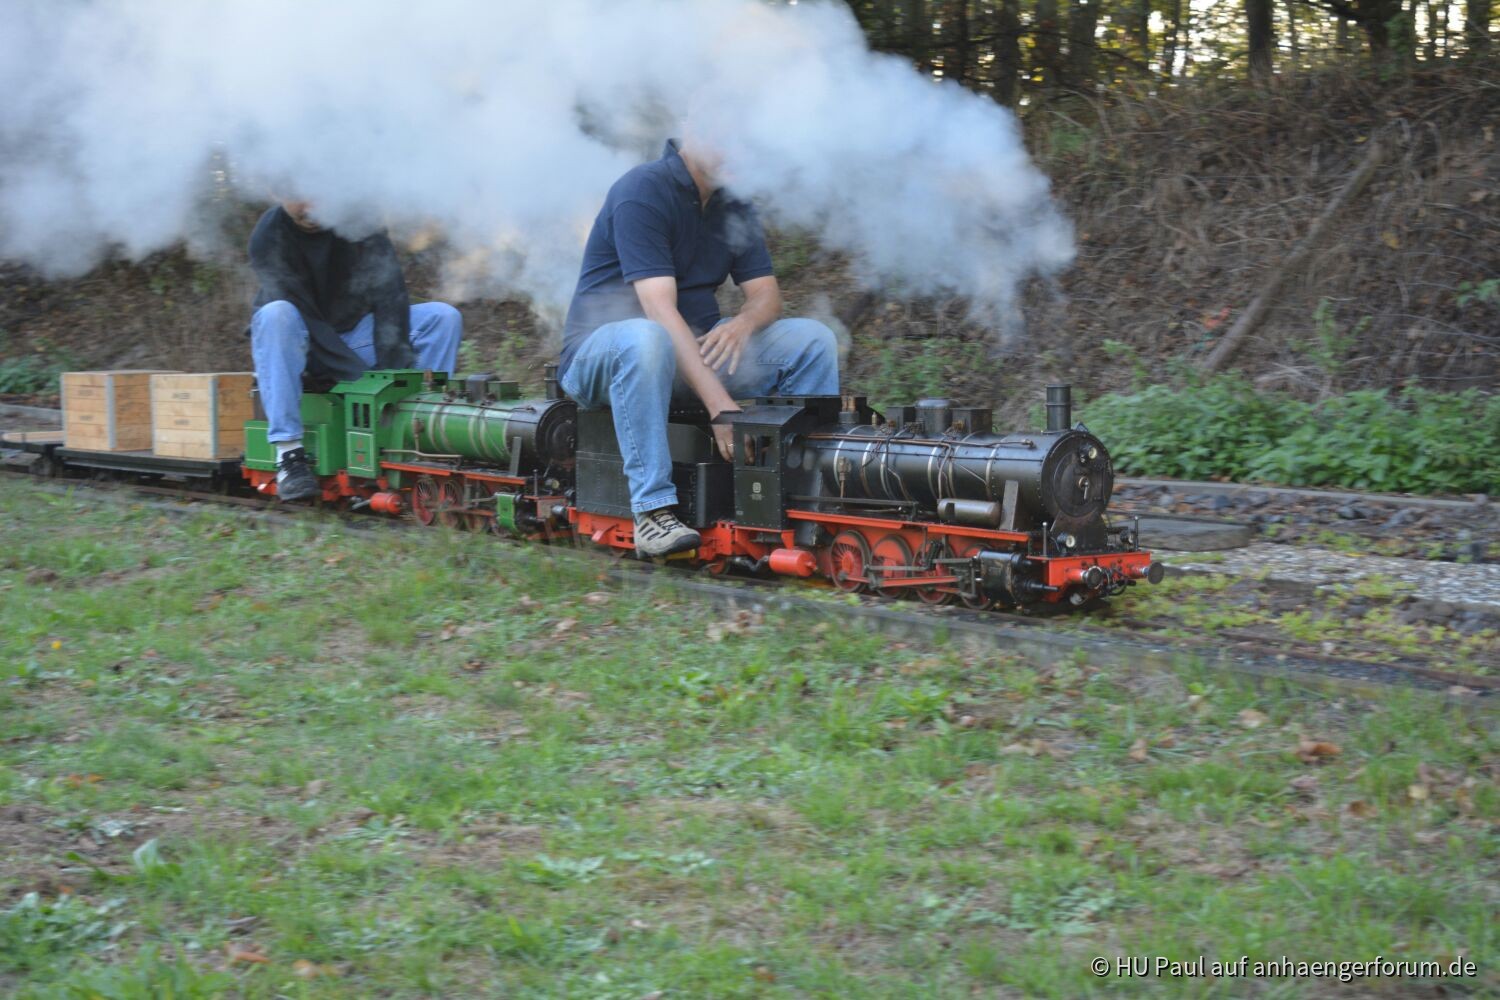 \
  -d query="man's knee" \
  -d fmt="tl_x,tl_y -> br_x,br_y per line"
251,301 -> 307,353
782,318 -> 838,361
423,302 -> 463,333
613,320 -> 675,373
